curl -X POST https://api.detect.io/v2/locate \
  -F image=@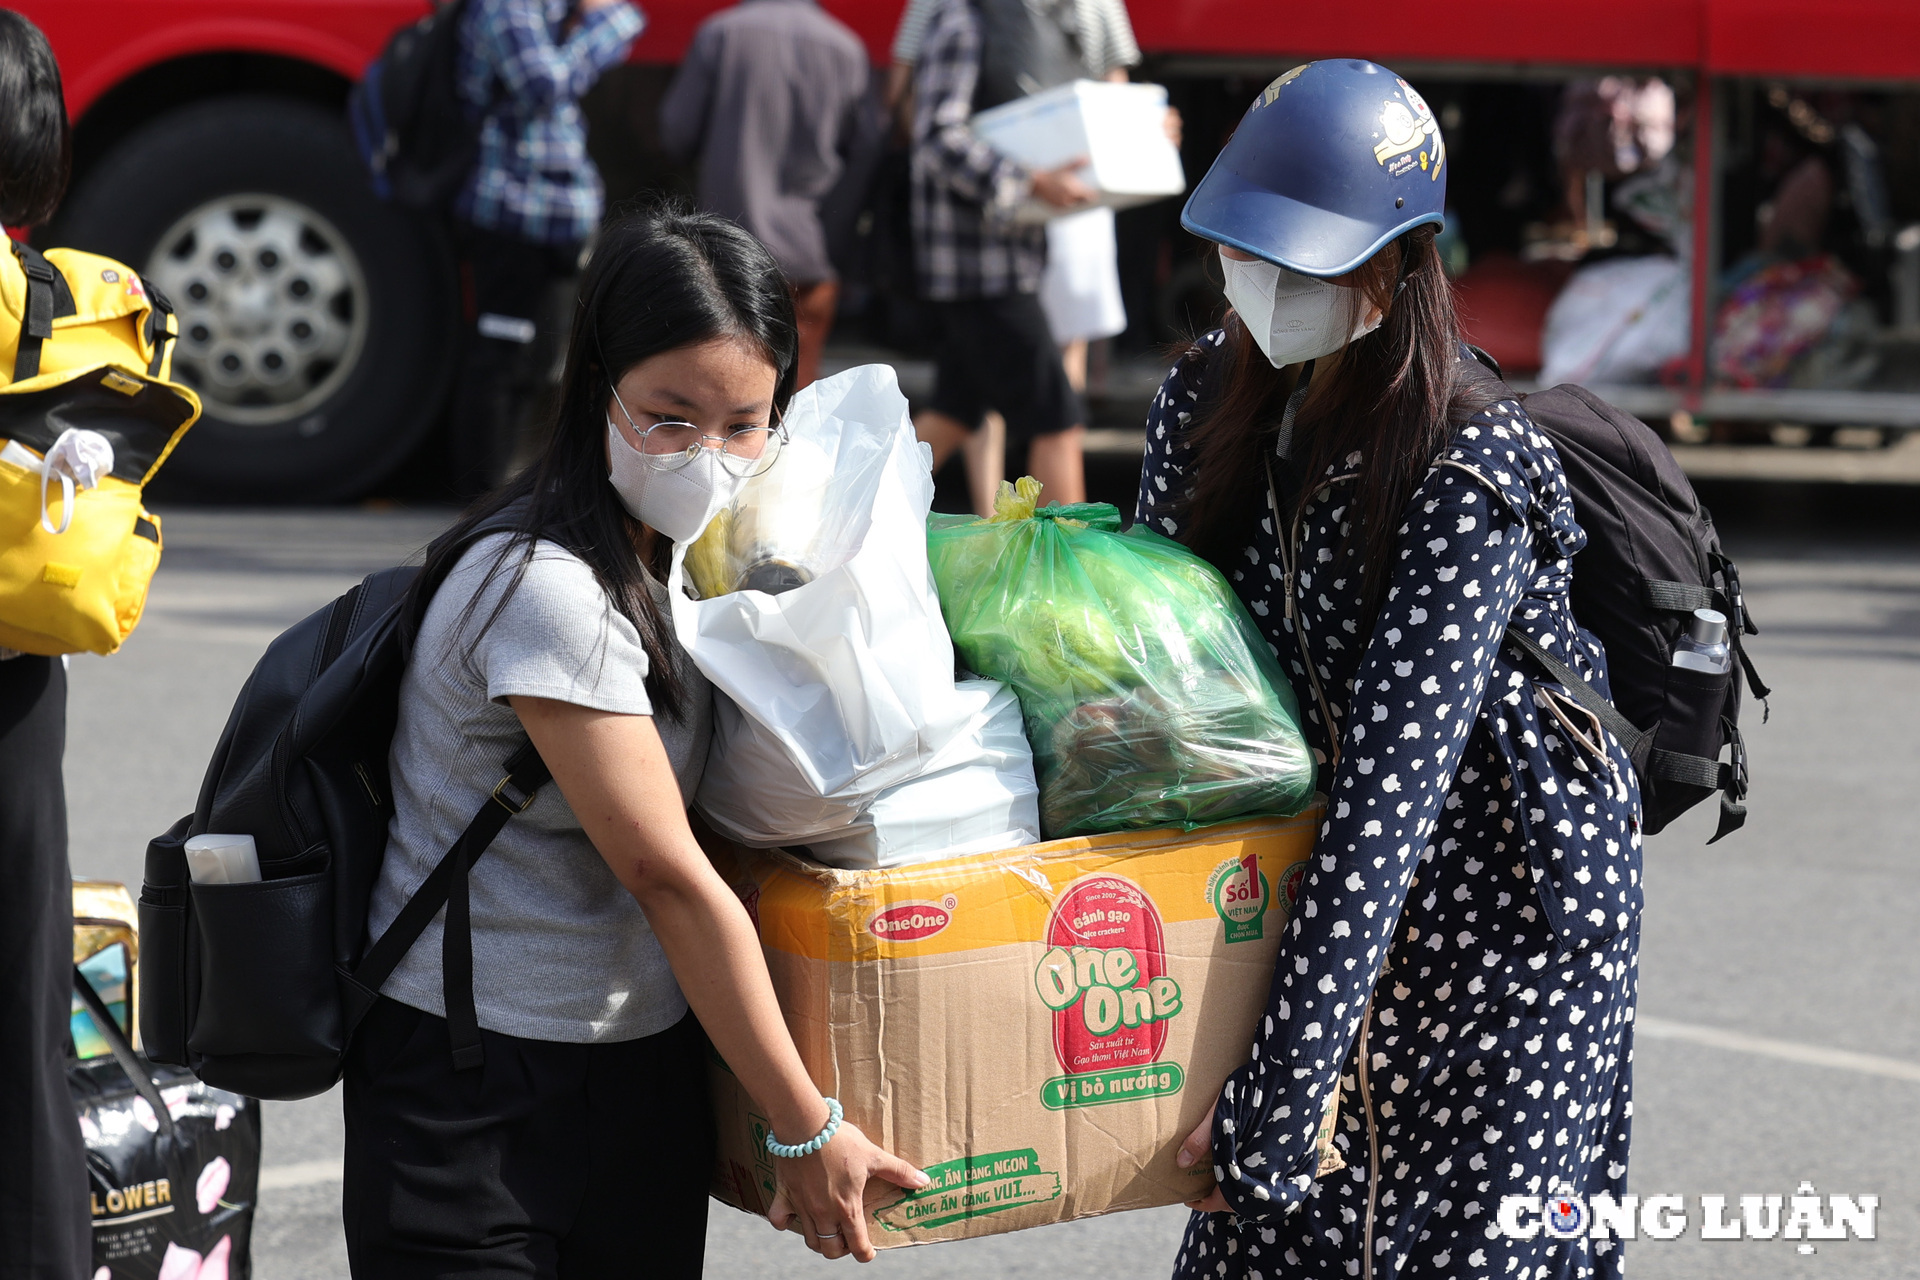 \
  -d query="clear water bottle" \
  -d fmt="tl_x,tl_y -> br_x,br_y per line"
1672,608 -> 1732,674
